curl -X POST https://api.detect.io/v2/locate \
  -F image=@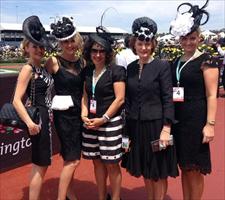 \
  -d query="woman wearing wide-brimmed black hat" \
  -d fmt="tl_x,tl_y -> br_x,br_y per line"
121,16 -> 179,199
13,15 -> 54,200
81,26 -> 126,200
45,17 -> 84,200
170,0 -> 219,198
